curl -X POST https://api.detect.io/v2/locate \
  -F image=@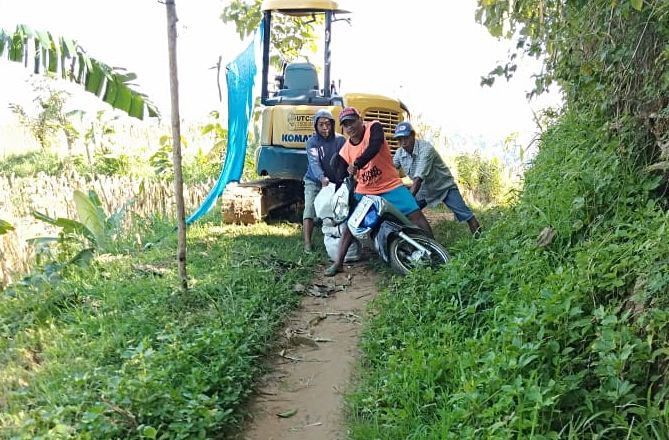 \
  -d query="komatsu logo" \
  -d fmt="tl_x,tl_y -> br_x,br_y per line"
281,133 -> 310,142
